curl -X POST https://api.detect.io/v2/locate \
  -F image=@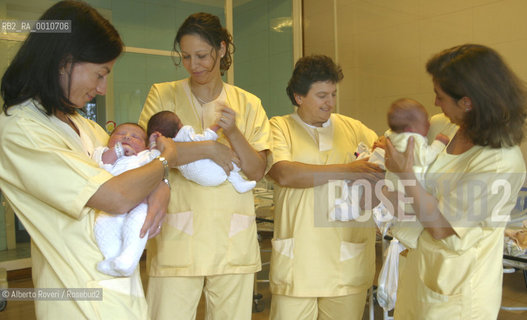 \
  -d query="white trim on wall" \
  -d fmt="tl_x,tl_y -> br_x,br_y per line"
123,46 -> 174,57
